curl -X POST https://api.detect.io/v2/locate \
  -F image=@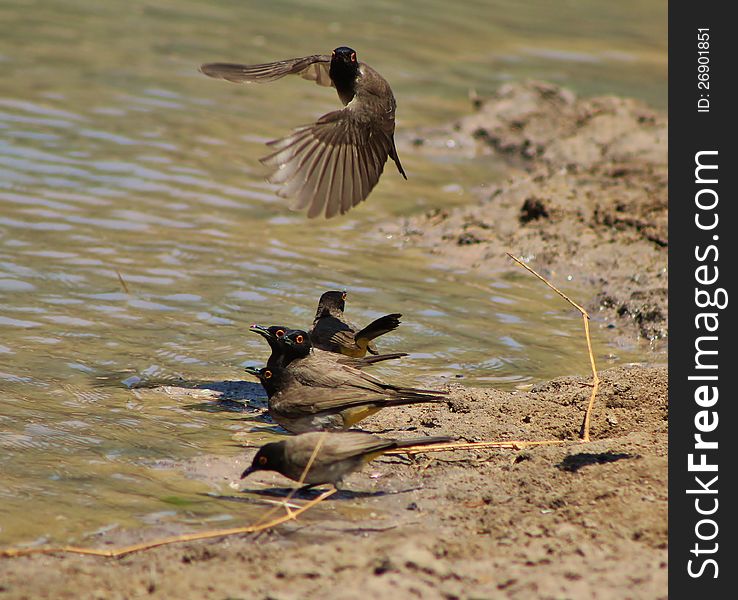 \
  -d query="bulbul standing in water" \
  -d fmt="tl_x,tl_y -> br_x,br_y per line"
248,323 -> 406,372
248,324 -> 290,369
200,46 -> 406,219
246,324 -> 407,400
241,431 -> 450,488
251,329 -> 446,433
309,290 -> 401,358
